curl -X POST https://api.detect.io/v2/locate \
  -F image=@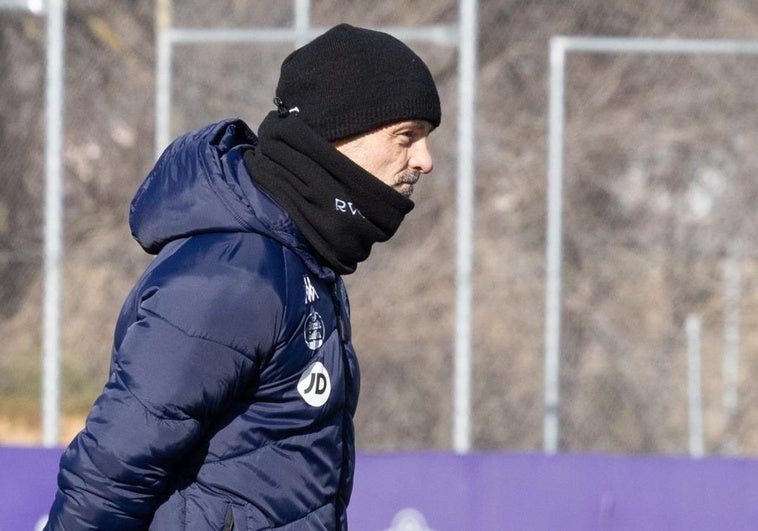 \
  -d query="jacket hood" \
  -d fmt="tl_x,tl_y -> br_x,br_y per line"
130,119 -> 331,277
